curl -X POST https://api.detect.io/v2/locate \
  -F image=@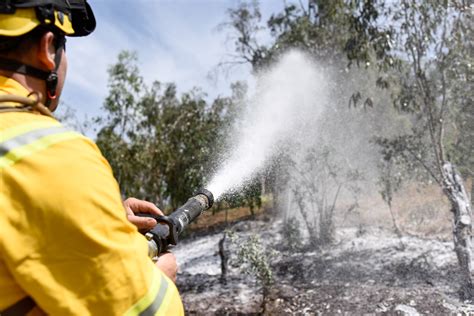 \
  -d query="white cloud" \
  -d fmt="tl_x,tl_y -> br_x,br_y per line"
137,1 -> 250,97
